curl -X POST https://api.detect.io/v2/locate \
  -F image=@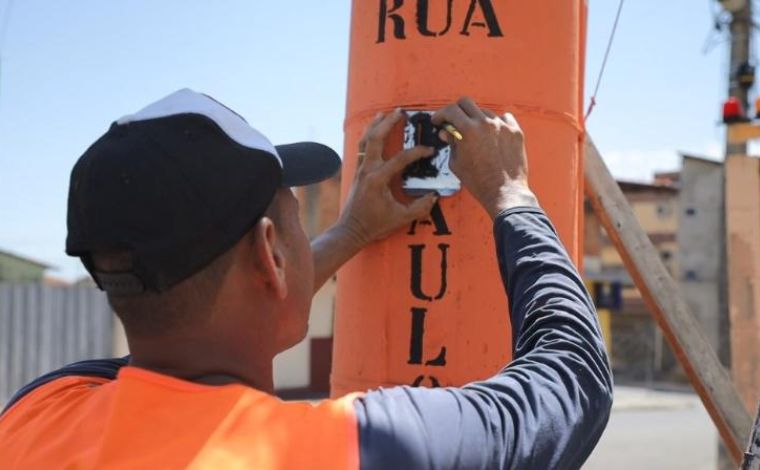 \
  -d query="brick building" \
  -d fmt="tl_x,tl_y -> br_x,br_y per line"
584,176 -> 682,382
